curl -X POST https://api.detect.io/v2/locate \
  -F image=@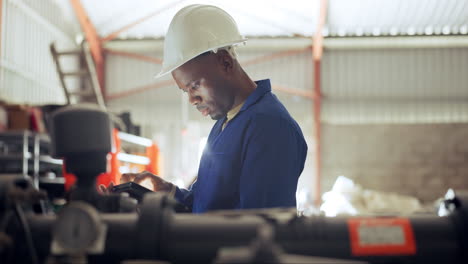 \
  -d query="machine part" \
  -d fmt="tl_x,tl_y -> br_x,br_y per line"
51,202 -> 107,255
49,105 -> 136,213
50,104 -> 111,162
0,187 -> 465,264
156,4 -> 247,78
0,176 -> 47,214
347,217 -> 416,256
50,104 -> 111,189
214,224 -> 282,264
214,225 -> 367,264
0,176 -> 44,264
14,203 -> 39,264
2,104 -> 467,263
0,231 -> 14,263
